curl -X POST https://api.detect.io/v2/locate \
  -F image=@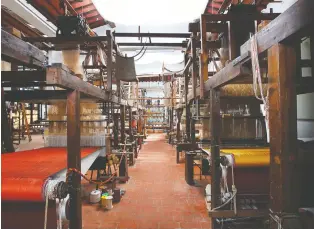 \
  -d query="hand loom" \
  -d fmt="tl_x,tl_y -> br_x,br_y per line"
1,147 -> 102,229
